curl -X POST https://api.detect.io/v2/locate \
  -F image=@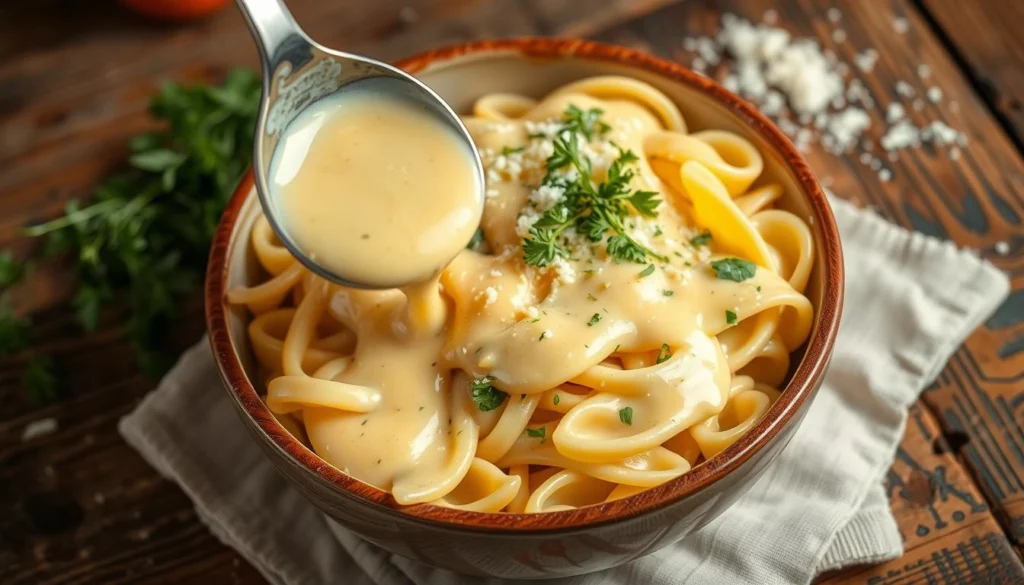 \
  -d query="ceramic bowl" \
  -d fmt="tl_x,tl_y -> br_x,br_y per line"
205,38 -> 844,579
